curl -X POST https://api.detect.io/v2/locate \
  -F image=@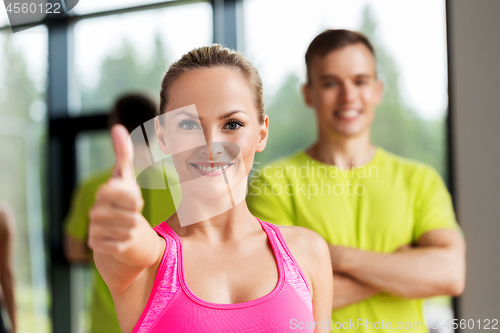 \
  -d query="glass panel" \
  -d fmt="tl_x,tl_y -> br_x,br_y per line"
243,0 -> 448,179
72,0 -> 180,15
71,1 -> 213,114
0,27 -> 50,333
